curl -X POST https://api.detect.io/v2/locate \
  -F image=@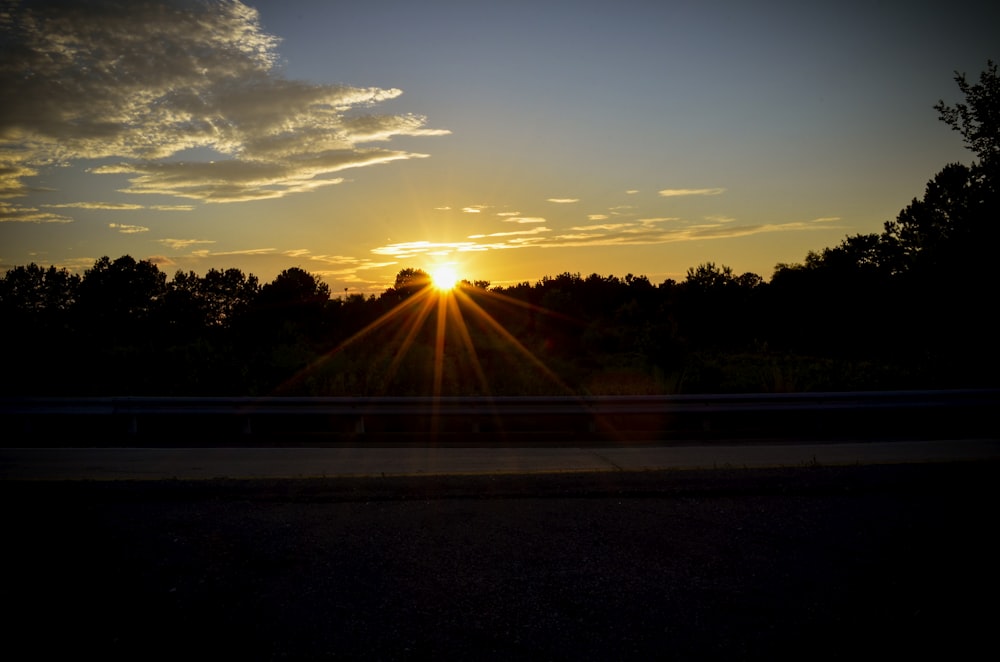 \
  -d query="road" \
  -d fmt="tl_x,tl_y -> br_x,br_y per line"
4,440 -> 999,660
3,437 -> 999,480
